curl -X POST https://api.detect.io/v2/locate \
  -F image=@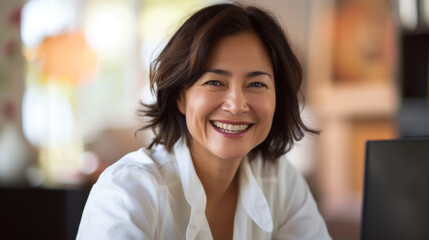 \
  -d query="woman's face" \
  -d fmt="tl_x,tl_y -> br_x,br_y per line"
177,32 -> 276,162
